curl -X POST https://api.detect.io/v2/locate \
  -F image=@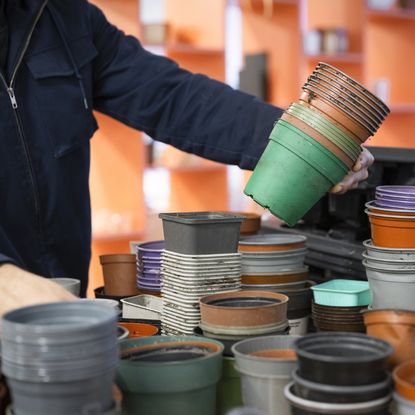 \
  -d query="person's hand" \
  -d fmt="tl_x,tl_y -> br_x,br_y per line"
0,264 -> 77,317
330,147 -> 374,195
